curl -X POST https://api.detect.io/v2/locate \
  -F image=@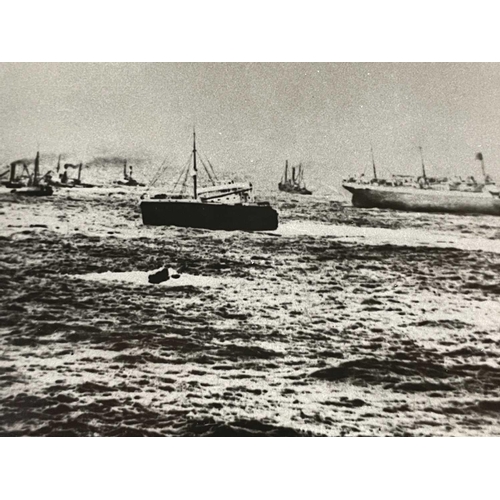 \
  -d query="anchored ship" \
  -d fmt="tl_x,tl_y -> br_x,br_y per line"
140,132 -> 279,230
342,148 -> 500,216
278,161 -> 312,195
2,151 -> 53,196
